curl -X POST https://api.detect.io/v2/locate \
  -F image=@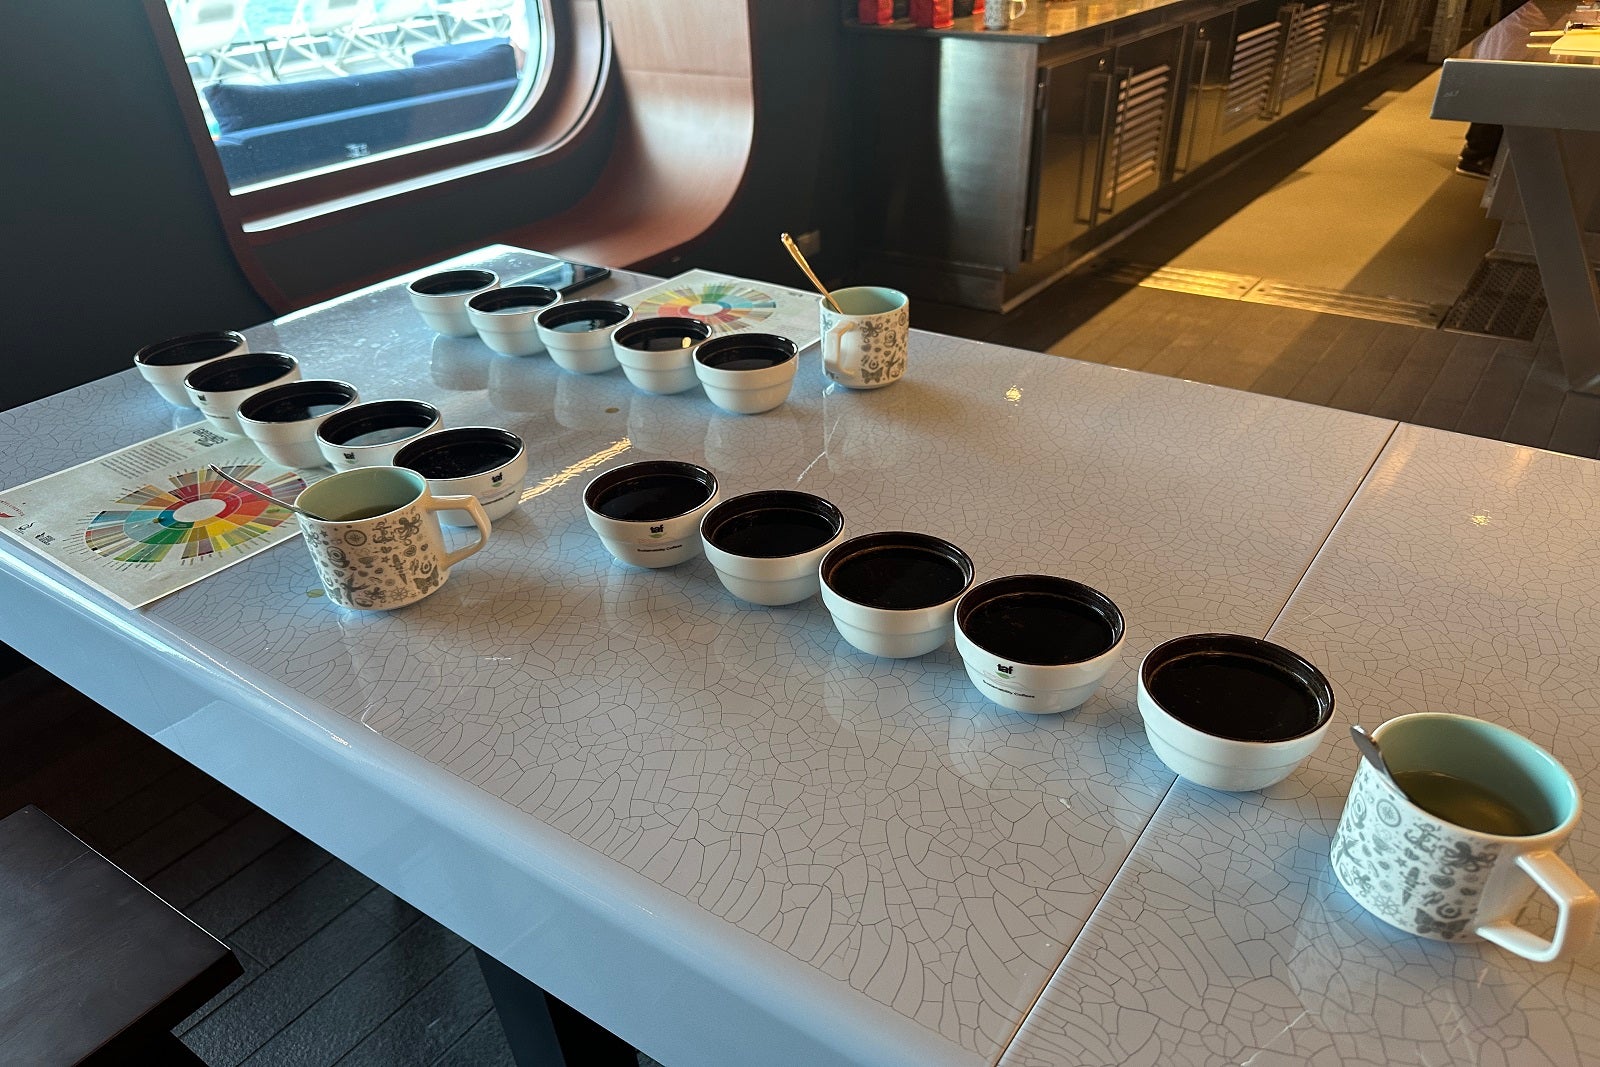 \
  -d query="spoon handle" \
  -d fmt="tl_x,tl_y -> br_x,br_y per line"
208,464 -> 315,520
780,233 -> 844,314
1349,723 -> 1395,782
